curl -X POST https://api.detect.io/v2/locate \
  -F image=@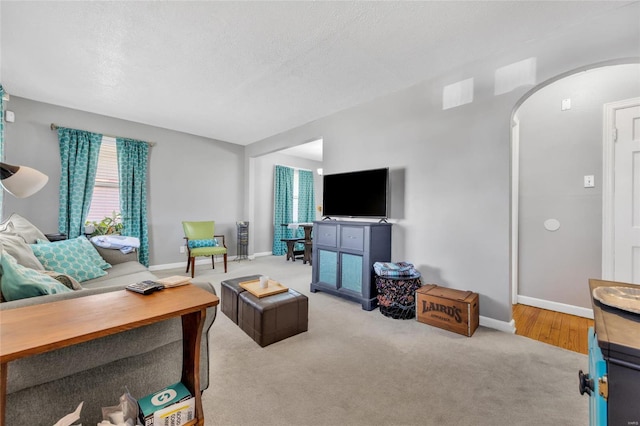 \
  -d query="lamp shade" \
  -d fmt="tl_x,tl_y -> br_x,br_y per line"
0,162 -> 49,198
